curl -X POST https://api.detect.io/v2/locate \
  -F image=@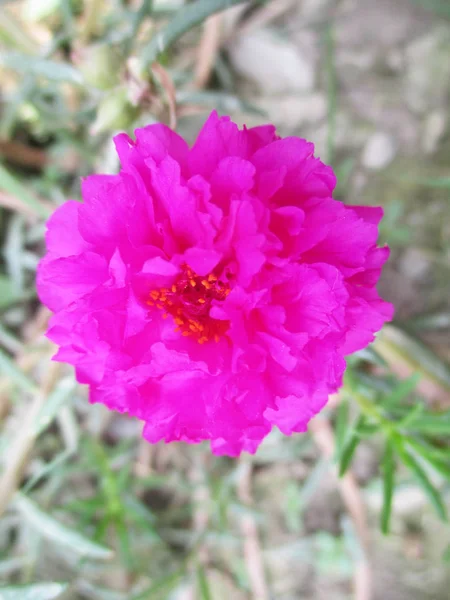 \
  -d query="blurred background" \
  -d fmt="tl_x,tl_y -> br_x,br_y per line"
0,1 -> 450,599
